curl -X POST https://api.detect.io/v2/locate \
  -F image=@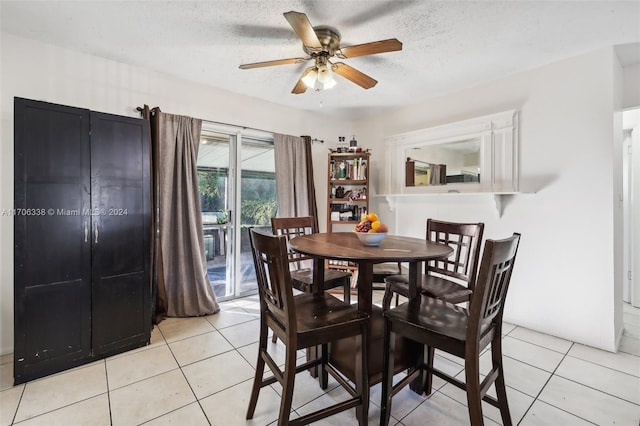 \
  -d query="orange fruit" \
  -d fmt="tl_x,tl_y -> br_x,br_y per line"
371,220 -> 381,231
378,223 -> 389,233
367,212 -> 378,222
